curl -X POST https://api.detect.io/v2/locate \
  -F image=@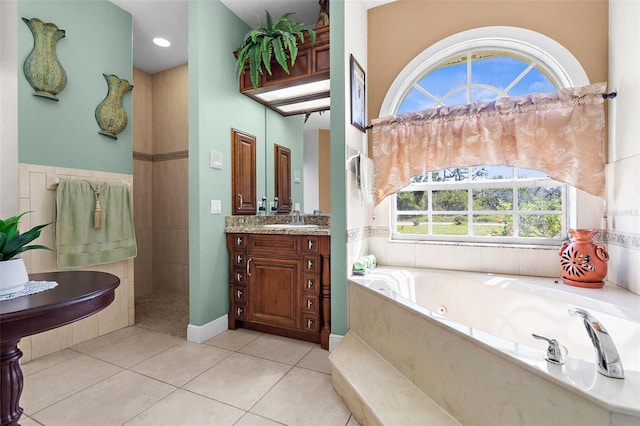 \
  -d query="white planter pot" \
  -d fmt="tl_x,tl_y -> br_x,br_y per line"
0,257 -> 29,295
